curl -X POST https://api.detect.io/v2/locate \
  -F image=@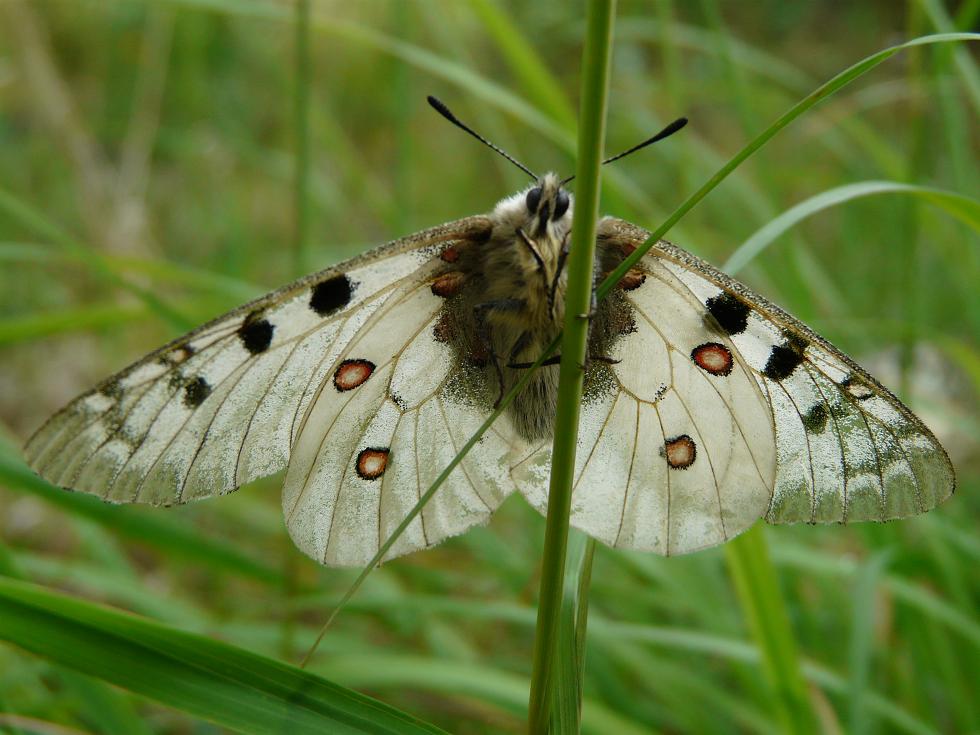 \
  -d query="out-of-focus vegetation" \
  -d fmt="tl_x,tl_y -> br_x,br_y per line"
0,1 -> 977,733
